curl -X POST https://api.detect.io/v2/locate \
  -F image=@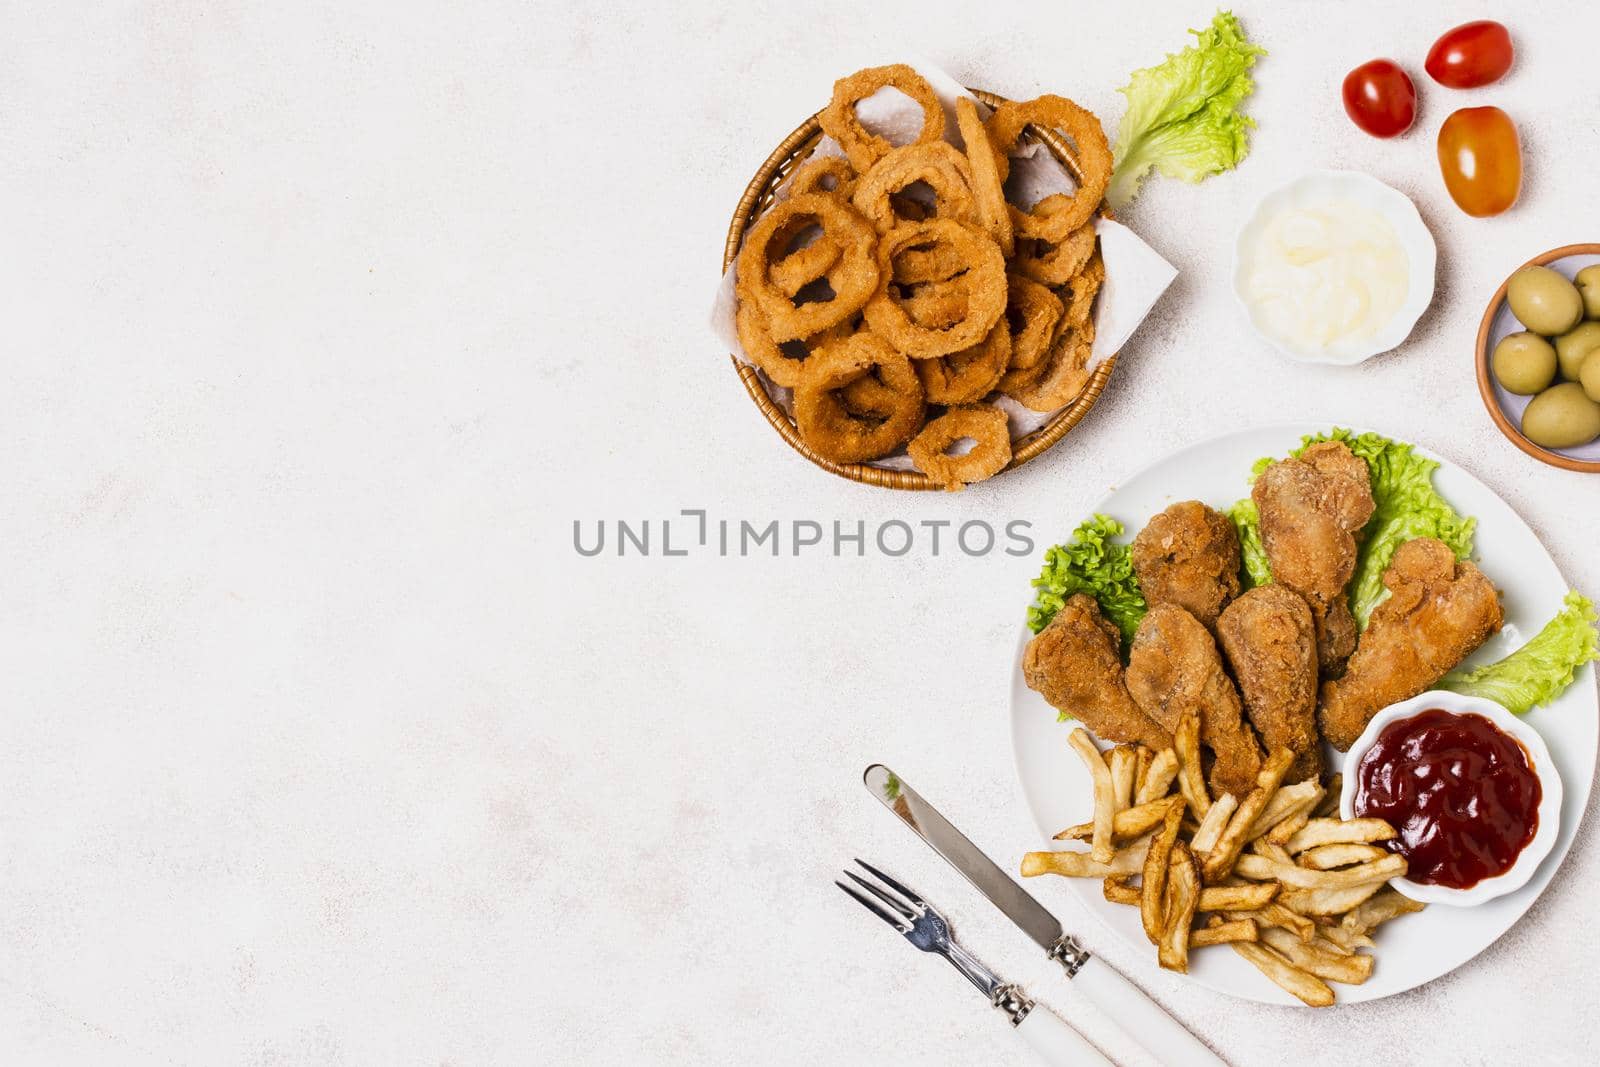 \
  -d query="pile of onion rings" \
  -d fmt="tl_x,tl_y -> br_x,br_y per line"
732,66 -> 1113,488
